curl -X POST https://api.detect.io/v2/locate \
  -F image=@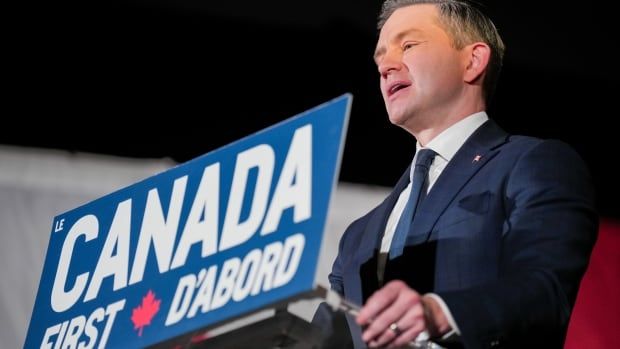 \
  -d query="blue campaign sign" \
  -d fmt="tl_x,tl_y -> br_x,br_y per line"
24,94 -> 351,349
